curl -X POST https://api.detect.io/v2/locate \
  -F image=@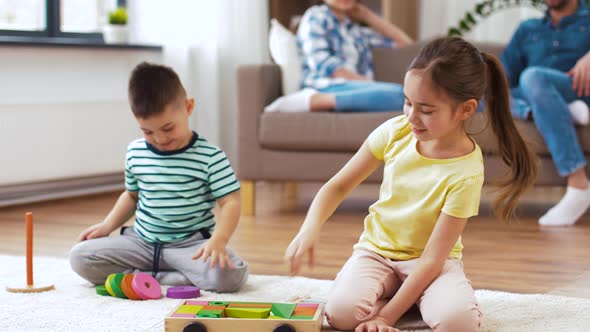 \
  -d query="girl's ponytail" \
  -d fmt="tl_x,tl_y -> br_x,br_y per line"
482,52 -> 537,222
